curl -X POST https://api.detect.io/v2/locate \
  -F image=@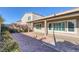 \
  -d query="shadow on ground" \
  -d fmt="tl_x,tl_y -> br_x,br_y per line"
55,41 -> 79,52
42,40 -> 79,52
12,33 -> 79,52
28,33 -> 79,52
12,33 -> 58,52
23,33 -> 79,52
